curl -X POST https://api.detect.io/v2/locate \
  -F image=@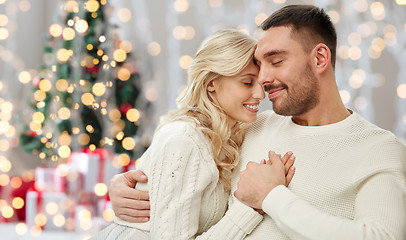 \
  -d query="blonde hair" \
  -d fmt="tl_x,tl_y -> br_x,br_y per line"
159,29 -> 257,191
